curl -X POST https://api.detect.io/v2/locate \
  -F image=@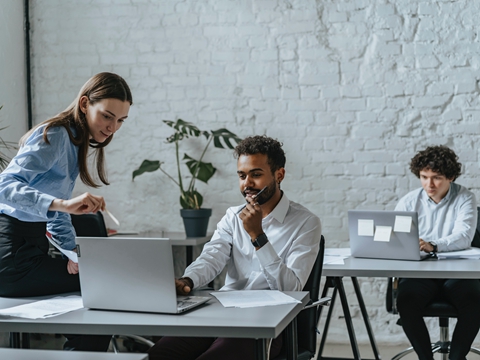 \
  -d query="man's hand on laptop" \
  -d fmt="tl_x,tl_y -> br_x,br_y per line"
176,277 -> 193,295
419,238 -> 434,252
